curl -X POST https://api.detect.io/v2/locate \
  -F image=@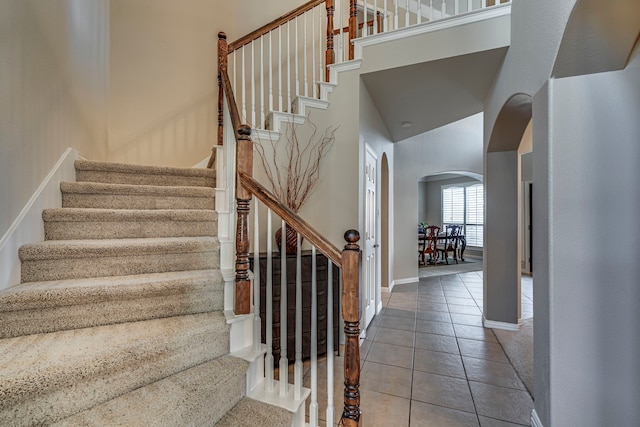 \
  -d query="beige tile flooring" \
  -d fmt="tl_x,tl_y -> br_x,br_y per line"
303,261 -> 534,426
